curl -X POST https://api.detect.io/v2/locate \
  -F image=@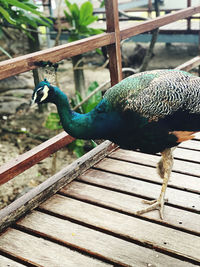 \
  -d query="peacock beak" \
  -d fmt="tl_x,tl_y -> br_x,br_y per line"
30,90 -> 38,108
30,98 -> 37,108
